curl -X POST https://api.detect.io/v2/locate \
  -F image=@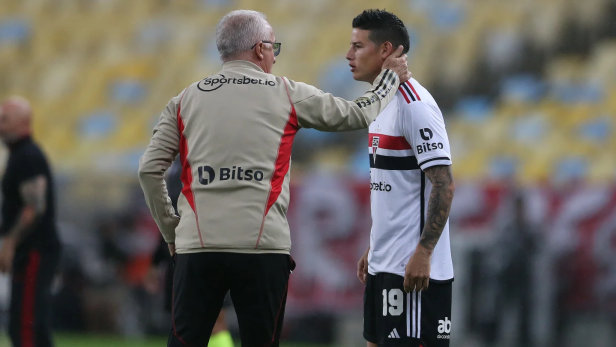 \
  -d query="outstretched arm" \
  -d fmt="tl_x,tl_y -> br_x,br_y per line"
292,46 -> 410,132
